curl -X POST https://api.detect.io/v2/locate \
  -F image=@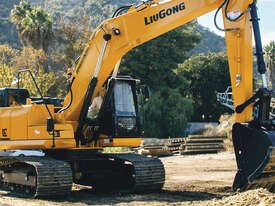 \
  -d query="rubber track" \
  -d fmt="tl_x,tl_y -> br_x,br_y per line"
4,156 -> 73,197
107,153 -> 165,192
